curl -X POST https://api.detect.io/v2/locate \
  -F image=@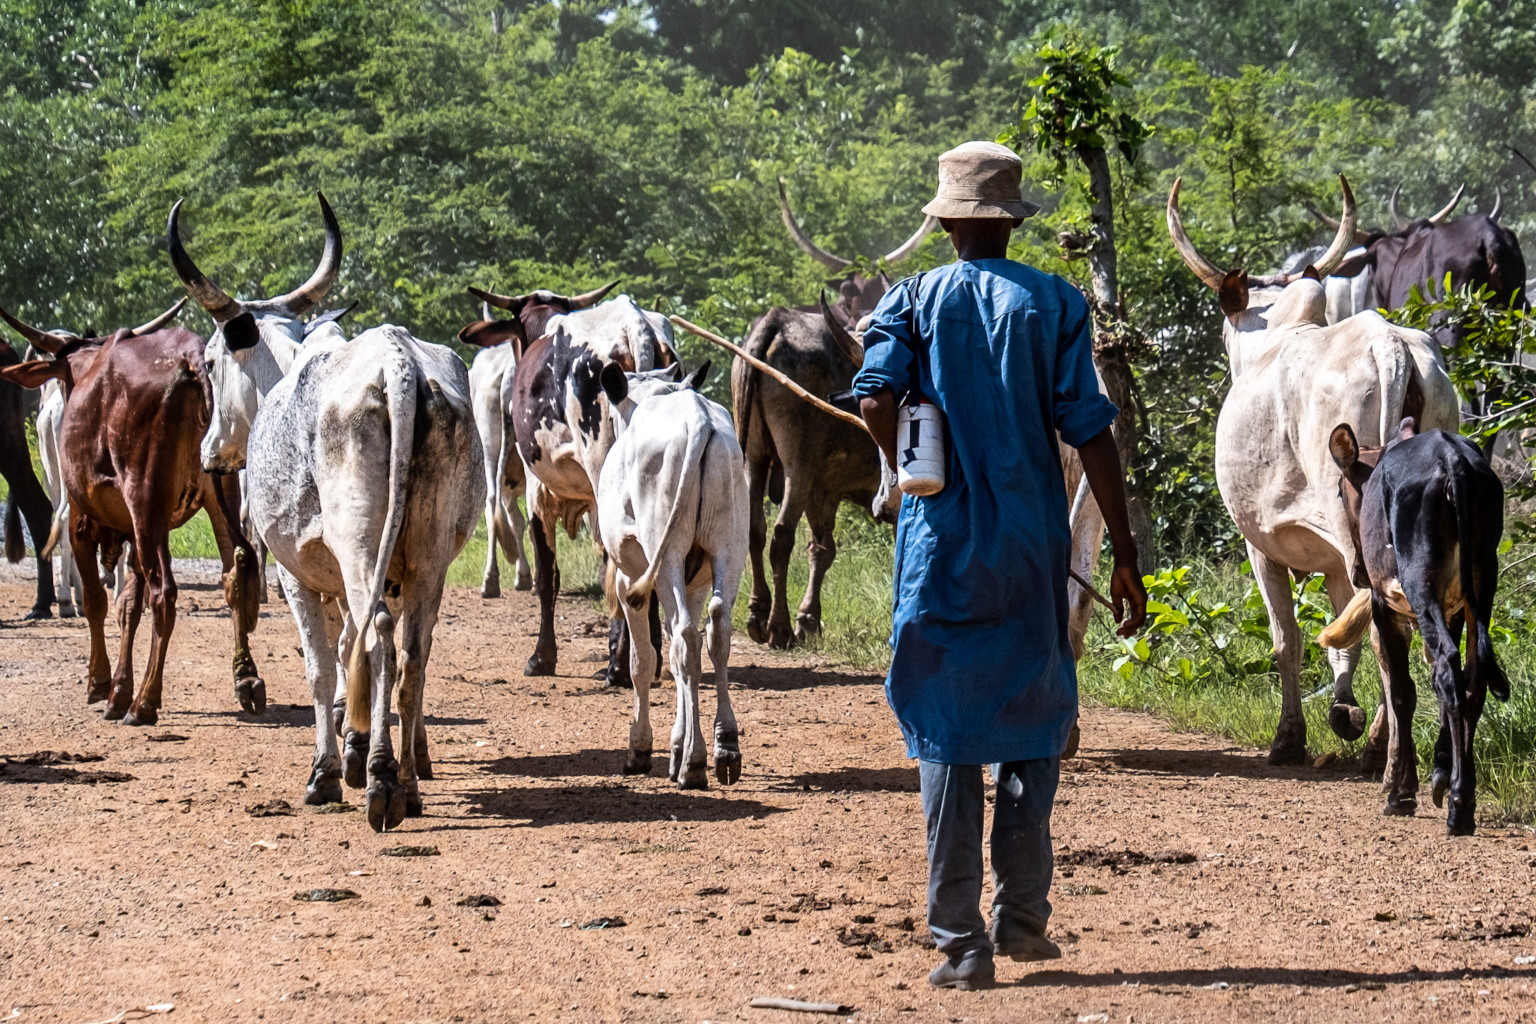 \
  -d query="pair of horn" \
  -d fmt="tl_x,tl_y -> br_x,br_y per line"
468,280 -> 619,312
0,298 -> 189,354
778,179 -> 936,272
1167,174 -> 1358,290
1388,183 -> 1465,231
168,192 -> 342,321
